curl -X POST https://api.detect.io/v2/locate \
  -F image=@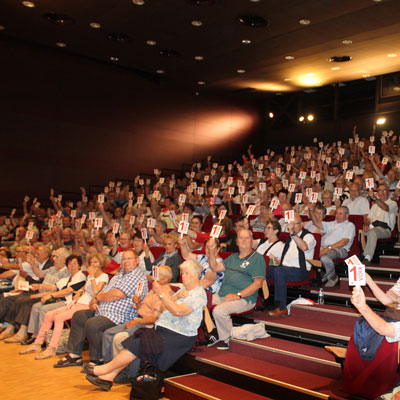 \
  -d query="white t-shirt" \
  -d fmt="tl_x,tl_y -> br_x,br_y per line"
281,231 -> 316,270
78,273 -> 109,305
368,199 -> 398,230
256,239 -> 284,259
321,220 -> 355,252
342,196 -> 370,215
